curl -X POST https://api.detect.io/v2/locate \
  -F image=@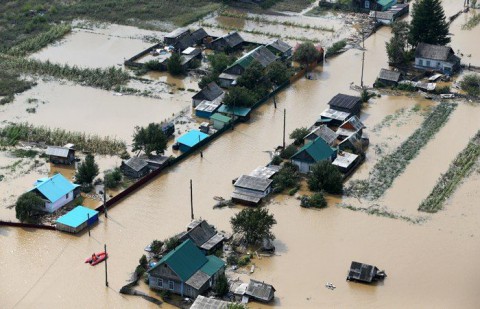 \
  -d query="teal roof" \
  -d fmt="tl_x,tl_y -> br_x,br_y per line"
56,206 -> 98,228
150,239 -> 207,281
200,255 -> 225,276
210,113 -> 231,123
217,105 -> 251,117
292,136 -> 335,162
228,46 -> 261,70
177,130 -> 209,148
30,173 -> 79,203
377,0 -> 396,9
